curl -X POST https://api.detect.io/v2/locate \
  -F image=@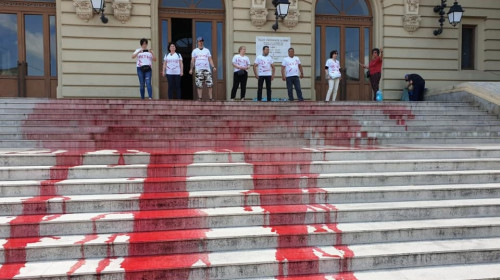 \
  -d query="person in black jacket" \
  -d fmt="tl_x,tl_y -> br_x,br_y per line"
405,74 -> 425,101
